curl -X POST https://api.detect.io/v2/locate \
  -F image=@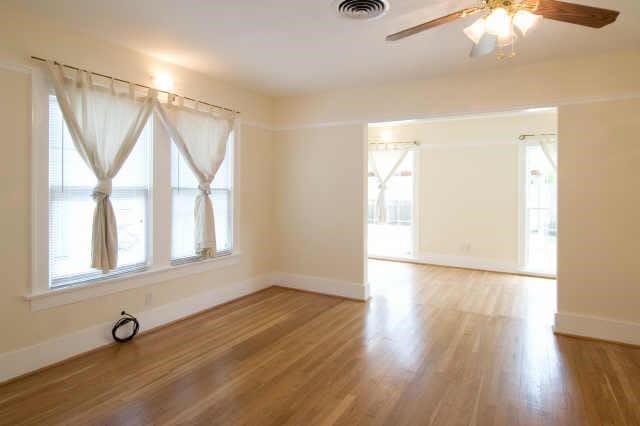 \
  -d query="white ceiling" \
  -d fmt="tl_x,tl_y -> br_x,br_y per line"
8,0 -> 640,96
